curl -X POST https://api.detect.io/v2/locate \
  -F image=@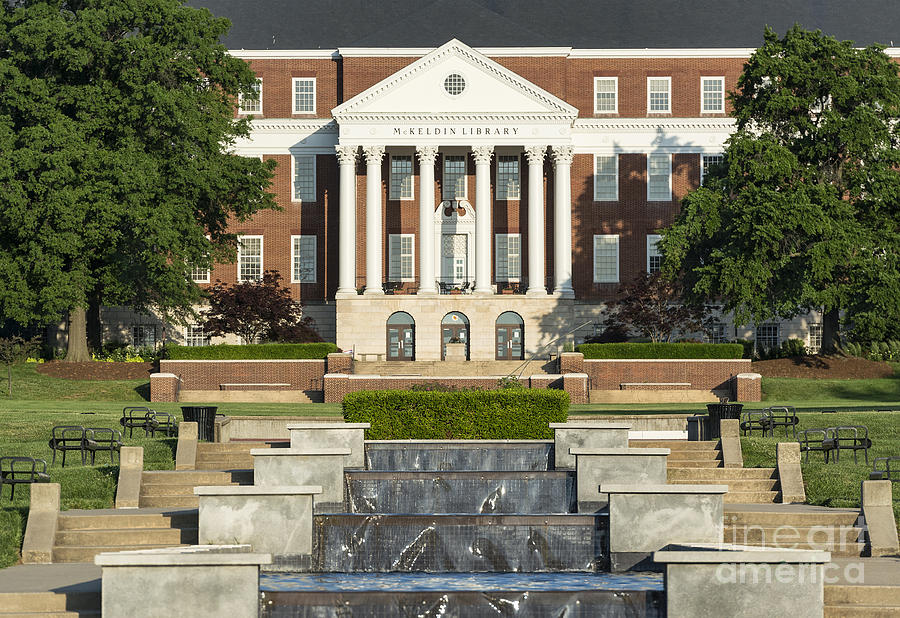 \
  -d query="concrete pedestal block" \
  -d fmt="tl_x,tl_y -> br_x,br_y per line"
195,485 -> 321,560
96,546 -> 271,618
571,448 -> 669,512
251,448 -> 349,511
861,480 -> 900,557
602,483 -> 727,571
549,422 -> 631,470
655,544 -> 830,618
287,422 -> 370,469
